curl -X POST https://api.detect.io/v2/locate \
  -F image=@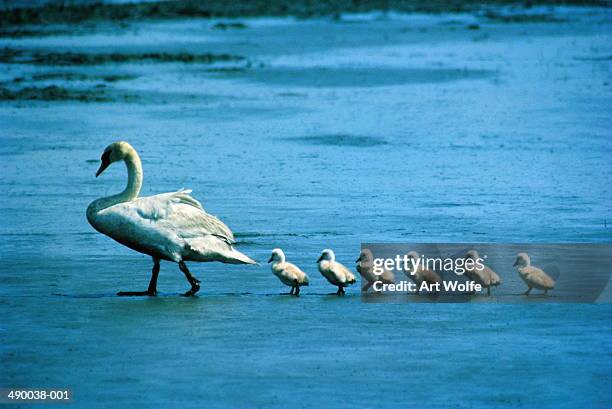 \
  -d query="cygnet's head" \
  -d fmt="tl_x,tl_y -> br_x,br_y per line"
95,141 -> 135,177
406,251 -> 420,260
356,248 -> 373,263
513,252 -> 531,267
317,249 -> 335,263
465,250 -> 480,260
267,248 -> 285,264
